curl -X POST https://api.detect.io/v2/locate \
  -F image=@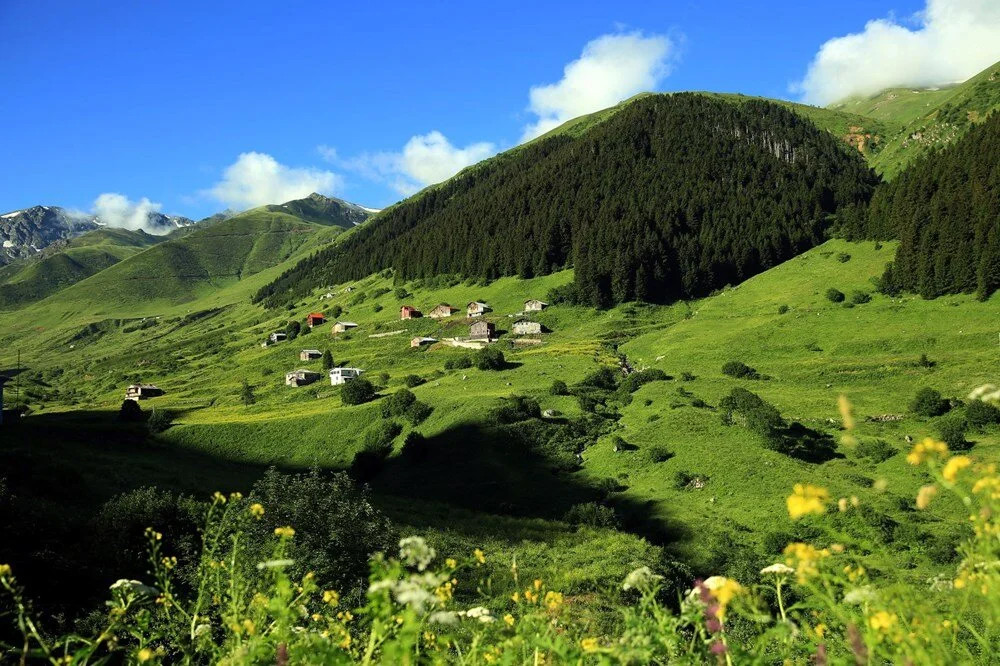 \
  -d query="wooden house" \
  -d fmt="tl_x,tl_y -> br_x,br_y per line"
306,312 -> 326,328
469,320 -> 495,340
285,369 -> 321,387
411,337 -> 438,348
428,304 -> 458,319
125,383 -> 164,400
400,305 -> 422,320
299,349 -> 323,361
467,301 -> 491,317
332,321 -> 358,334
513,319 -> 542,335
329,367 -> 364,385
524,299 -> 548,312
269,331 -> 287,343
